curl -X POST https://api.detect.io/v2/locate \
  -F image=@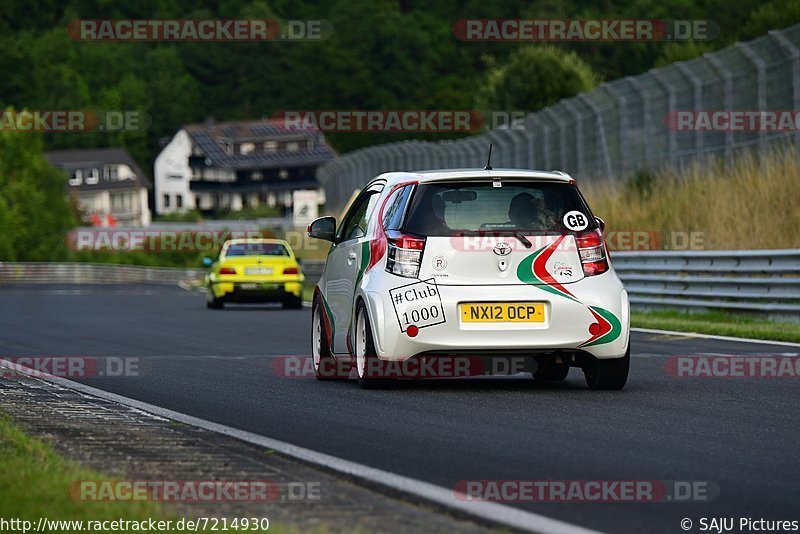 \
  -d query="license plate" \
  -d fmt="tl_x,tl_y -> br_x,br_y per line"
245,267 -> 273,275
240,283 -> 258,290
460,302 -> 545,323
